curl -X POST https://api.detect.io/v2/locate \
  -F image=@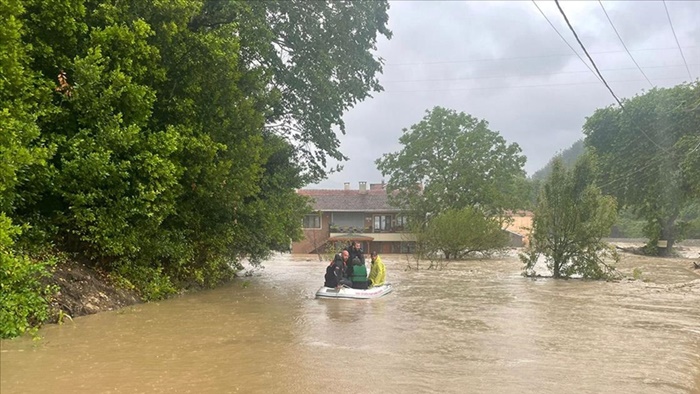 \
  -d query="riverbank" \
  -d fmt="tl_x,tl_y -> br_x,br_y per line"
45,260 -> 141,323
